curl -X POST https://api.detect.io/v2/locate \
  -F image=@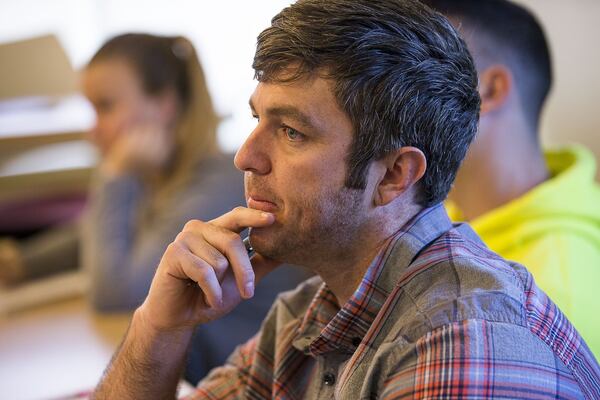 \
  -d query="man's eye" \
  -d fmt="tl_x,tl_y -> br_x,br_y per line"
283,126 -> 304,141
